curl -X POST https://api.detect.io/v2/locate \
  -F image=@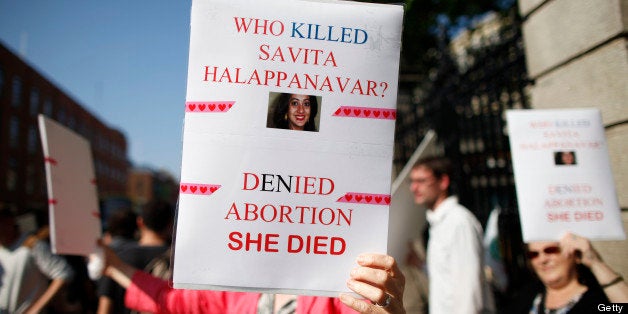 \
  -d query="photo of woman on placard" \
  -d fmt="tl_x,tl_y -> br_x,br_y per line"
554,151 -> 577,166
267,92 -> 320,132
